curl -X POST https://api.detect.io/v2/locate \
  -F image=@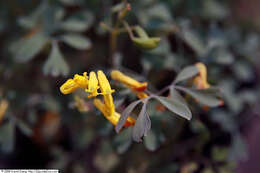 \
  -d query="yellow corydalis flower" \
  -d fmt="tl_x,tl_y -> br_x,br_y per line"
93,99 -> 135,127
0,99 -> 8,123
193,63 -> 210,89
60,70 -> 136,127
97,70 -> 115,116
111,70 -> 148,99
60,72 -> 88,94
86,72 -> 99,98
